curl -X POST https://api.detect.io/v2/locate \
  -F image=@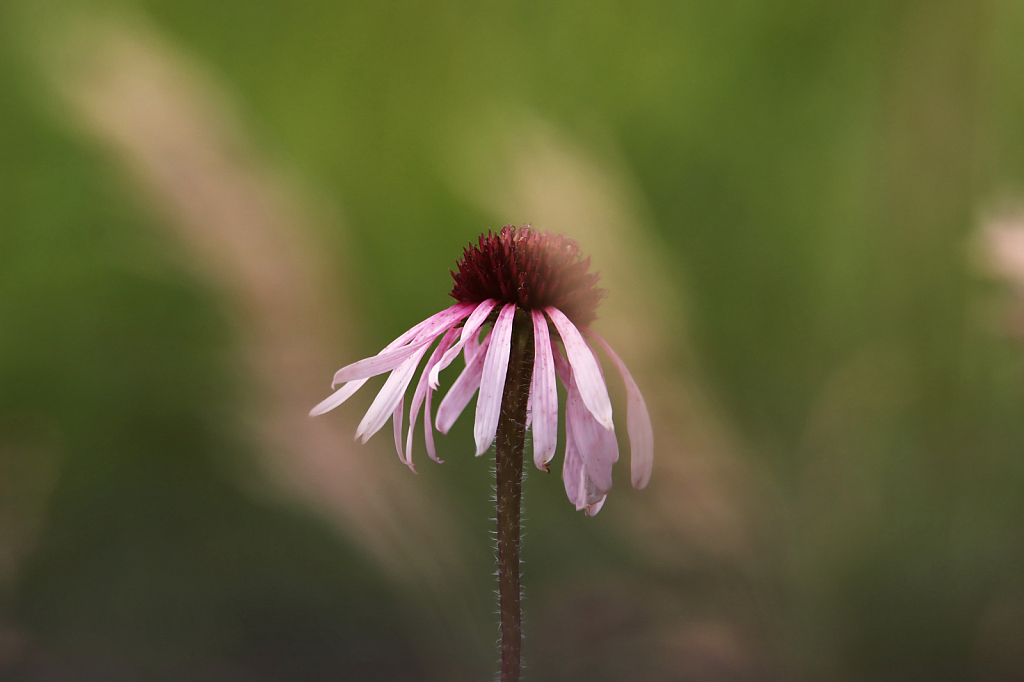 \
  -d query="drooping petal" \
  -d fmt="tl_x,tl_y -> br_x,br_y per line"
530,309 -> 558,472
545,307 -> 614,430
330,302 -> 472,388
406,327 -> 458,464
309,378 -> 369,417
355,345 -> 429,442
474,303 -> 516,456
525,389 -> 532,430
585,496 -> 607,516
562,416 -> 585,508
552,342 -> 571,384
563,364 -> 617,499
393,399 -> 414,472
423,385 -> 439,462
392,301 -> 475,348
586,331 -> 654,489
464,326 -> 482,364
435,333 -> 491,434
559,376 -> 606,514
429,299 -> 498,389
331,340 -> 432,387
